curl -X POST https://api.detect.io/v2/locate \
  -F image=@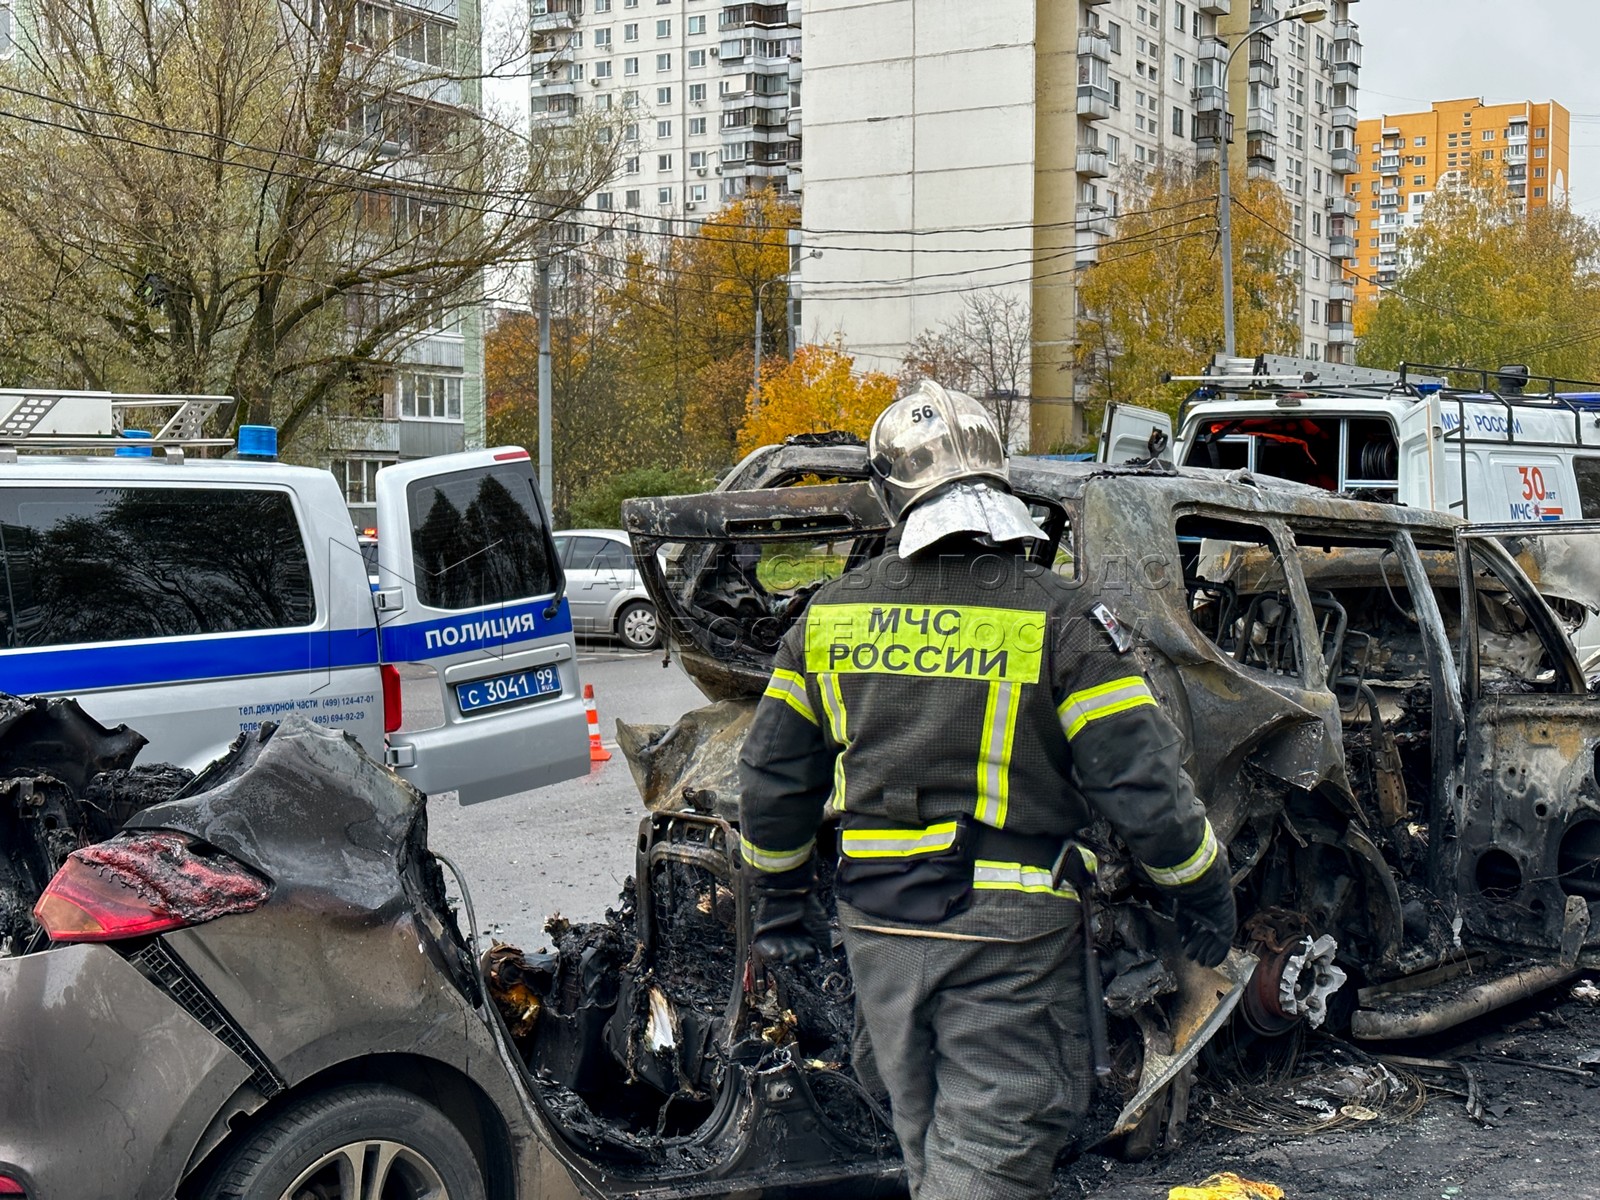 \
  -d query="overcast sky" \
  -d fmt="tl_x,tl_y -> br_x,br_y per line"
1354,0 -> 1600,208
